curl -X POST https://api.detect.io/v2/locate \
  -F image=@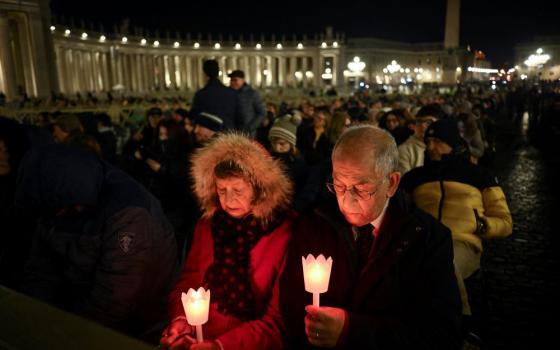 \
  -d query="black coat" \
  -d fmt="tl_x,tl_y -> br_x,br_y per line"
280,190 -> 462,349
15,145 -> 178,337
190,78 -> 239,130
